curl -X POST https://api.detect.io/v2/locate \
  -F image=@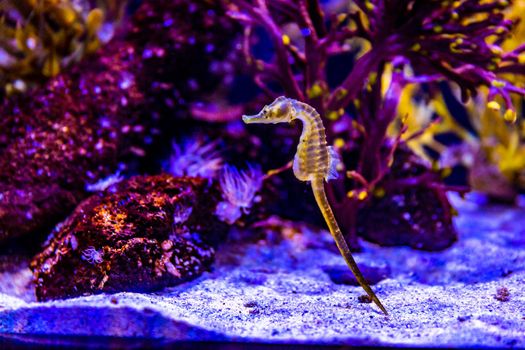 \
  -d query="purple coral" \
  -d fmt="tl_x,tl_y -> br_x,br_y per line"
228,0 -> 524,112
225,0 -> 525,249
